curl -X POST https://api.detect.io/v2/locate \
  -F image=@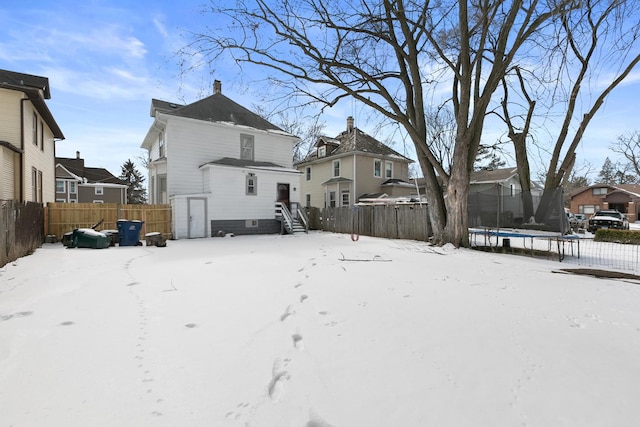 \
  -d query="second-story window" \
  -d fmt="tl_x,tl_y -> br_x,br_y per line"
40,120 -> 44,151
241,134 -> 255,161
333,160 -> 340,177
305,167 -> 311,181
95,186 -> 104,195
56,180 -> 65,193
318,146 -> 326,157
69,181 -> 77,194
32,113 -> 37,146
592,187 -> 607,195
385,161 -> 393,179
374,159 -> 381,177
158,131 -> 165,157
